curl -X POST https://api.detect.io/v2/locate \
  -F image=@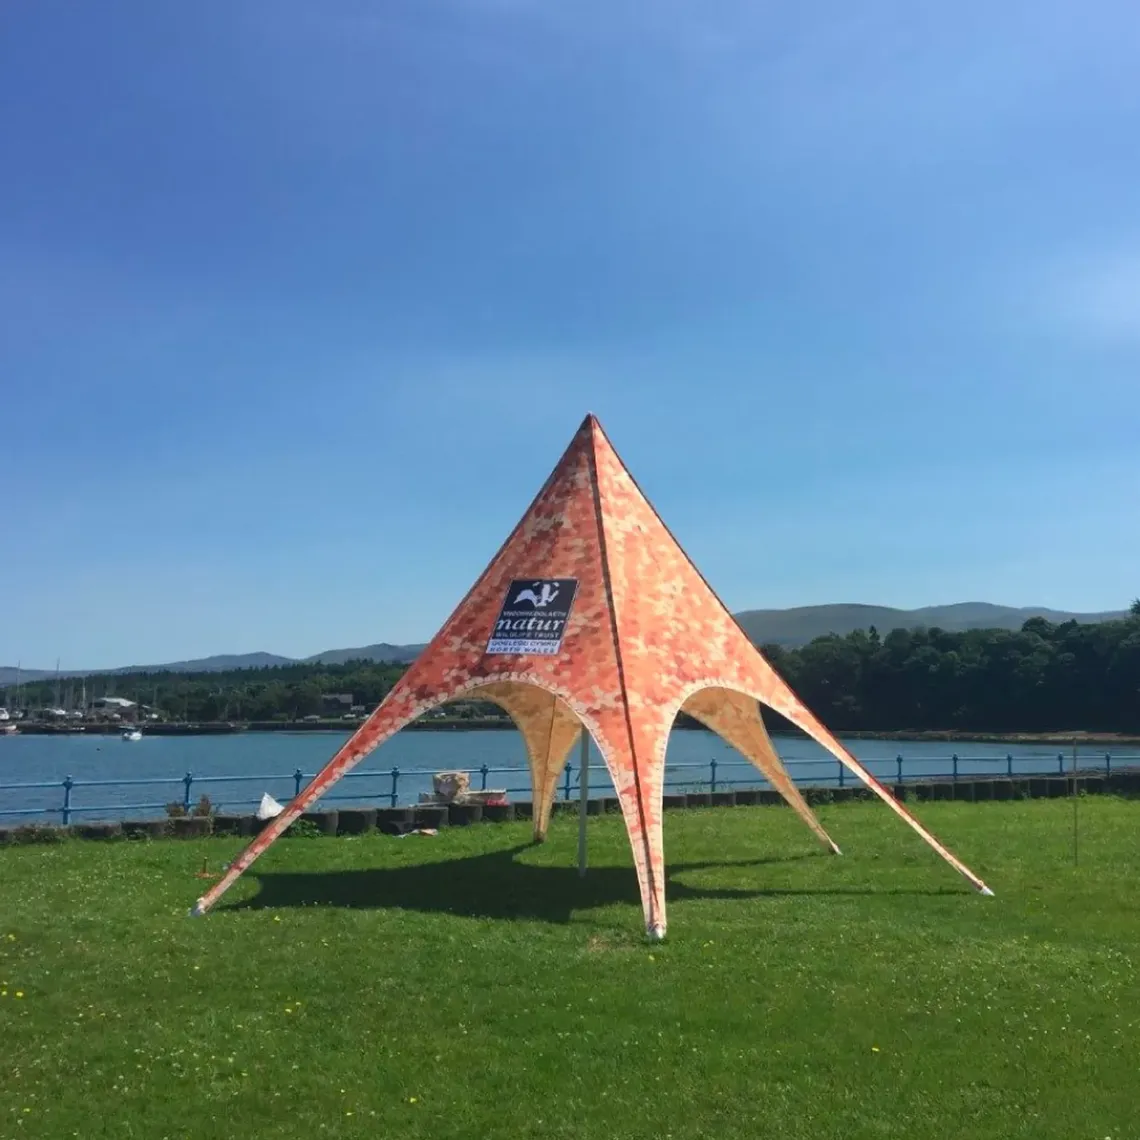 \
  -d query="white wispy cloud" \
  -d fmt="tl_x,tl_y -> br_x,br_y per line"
1037,250 -> 1140,345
